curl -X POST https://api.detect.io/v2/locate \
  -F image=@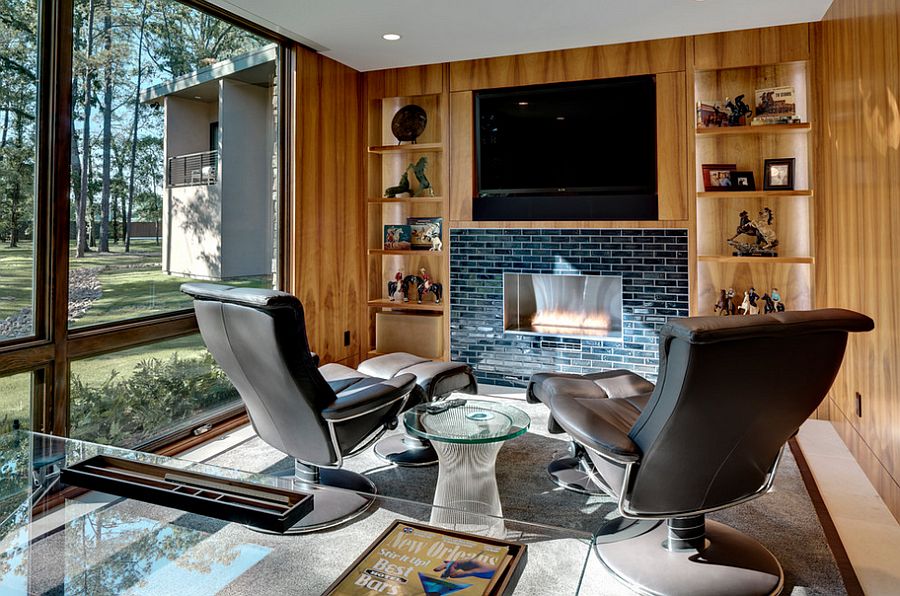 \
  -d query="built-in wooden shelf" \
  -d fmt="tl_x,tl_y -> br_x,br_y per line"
368,143 -> 443,154
367,196 -> 444,204
696,123 -> 811,136
367,299 -> 445,312
698,255 -> 815,264
368,249 -> 444,256
697,190 -> 813,199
